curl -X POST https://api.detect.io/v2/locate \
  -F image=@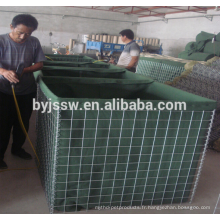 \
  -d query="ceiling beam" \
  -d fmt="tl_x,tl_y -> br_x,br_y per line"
109,6 -> 129,11
66,6 -> 134,15
165,6 -> 207,14
114,7 -> 131,12
66,6 -> 216,18
193,6 -> 207,10
139,6 -> 215,18
125,6 -> 163,14
164,6 -> 190,11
